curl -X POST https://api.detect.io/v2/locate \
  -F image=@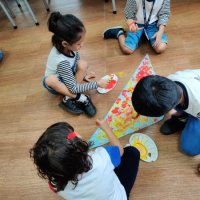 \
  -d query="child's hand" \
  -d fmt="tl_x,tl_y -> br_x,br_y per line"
127,21 -> 141,32
96,119 -> 124,156
84,71 -> 95,82
128,21 -> 137,32
97,78 -> 108,88
152,30 -> 163,47
96,119 -> 109,131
